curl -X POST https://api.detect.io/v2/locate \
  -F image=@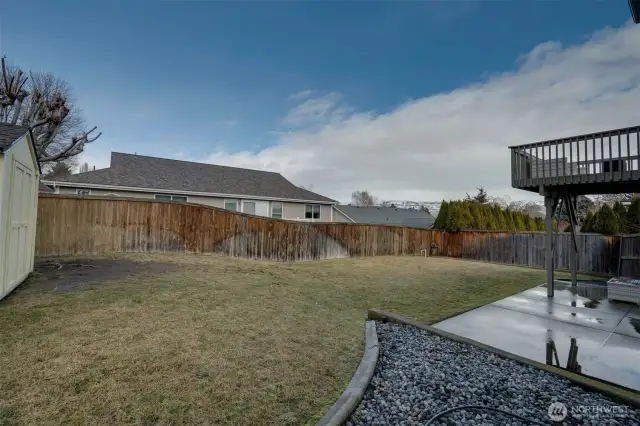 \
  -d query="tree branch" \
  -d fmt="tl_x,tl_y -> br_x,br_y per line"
38,126 -> 101,162
1,57 -> 8,94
